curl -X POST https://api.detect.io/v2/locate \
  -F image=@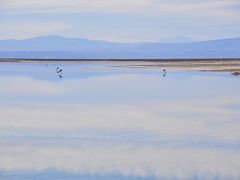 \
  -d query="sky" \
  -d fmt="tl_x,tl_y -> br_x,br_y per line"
0,0 -> 240,42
